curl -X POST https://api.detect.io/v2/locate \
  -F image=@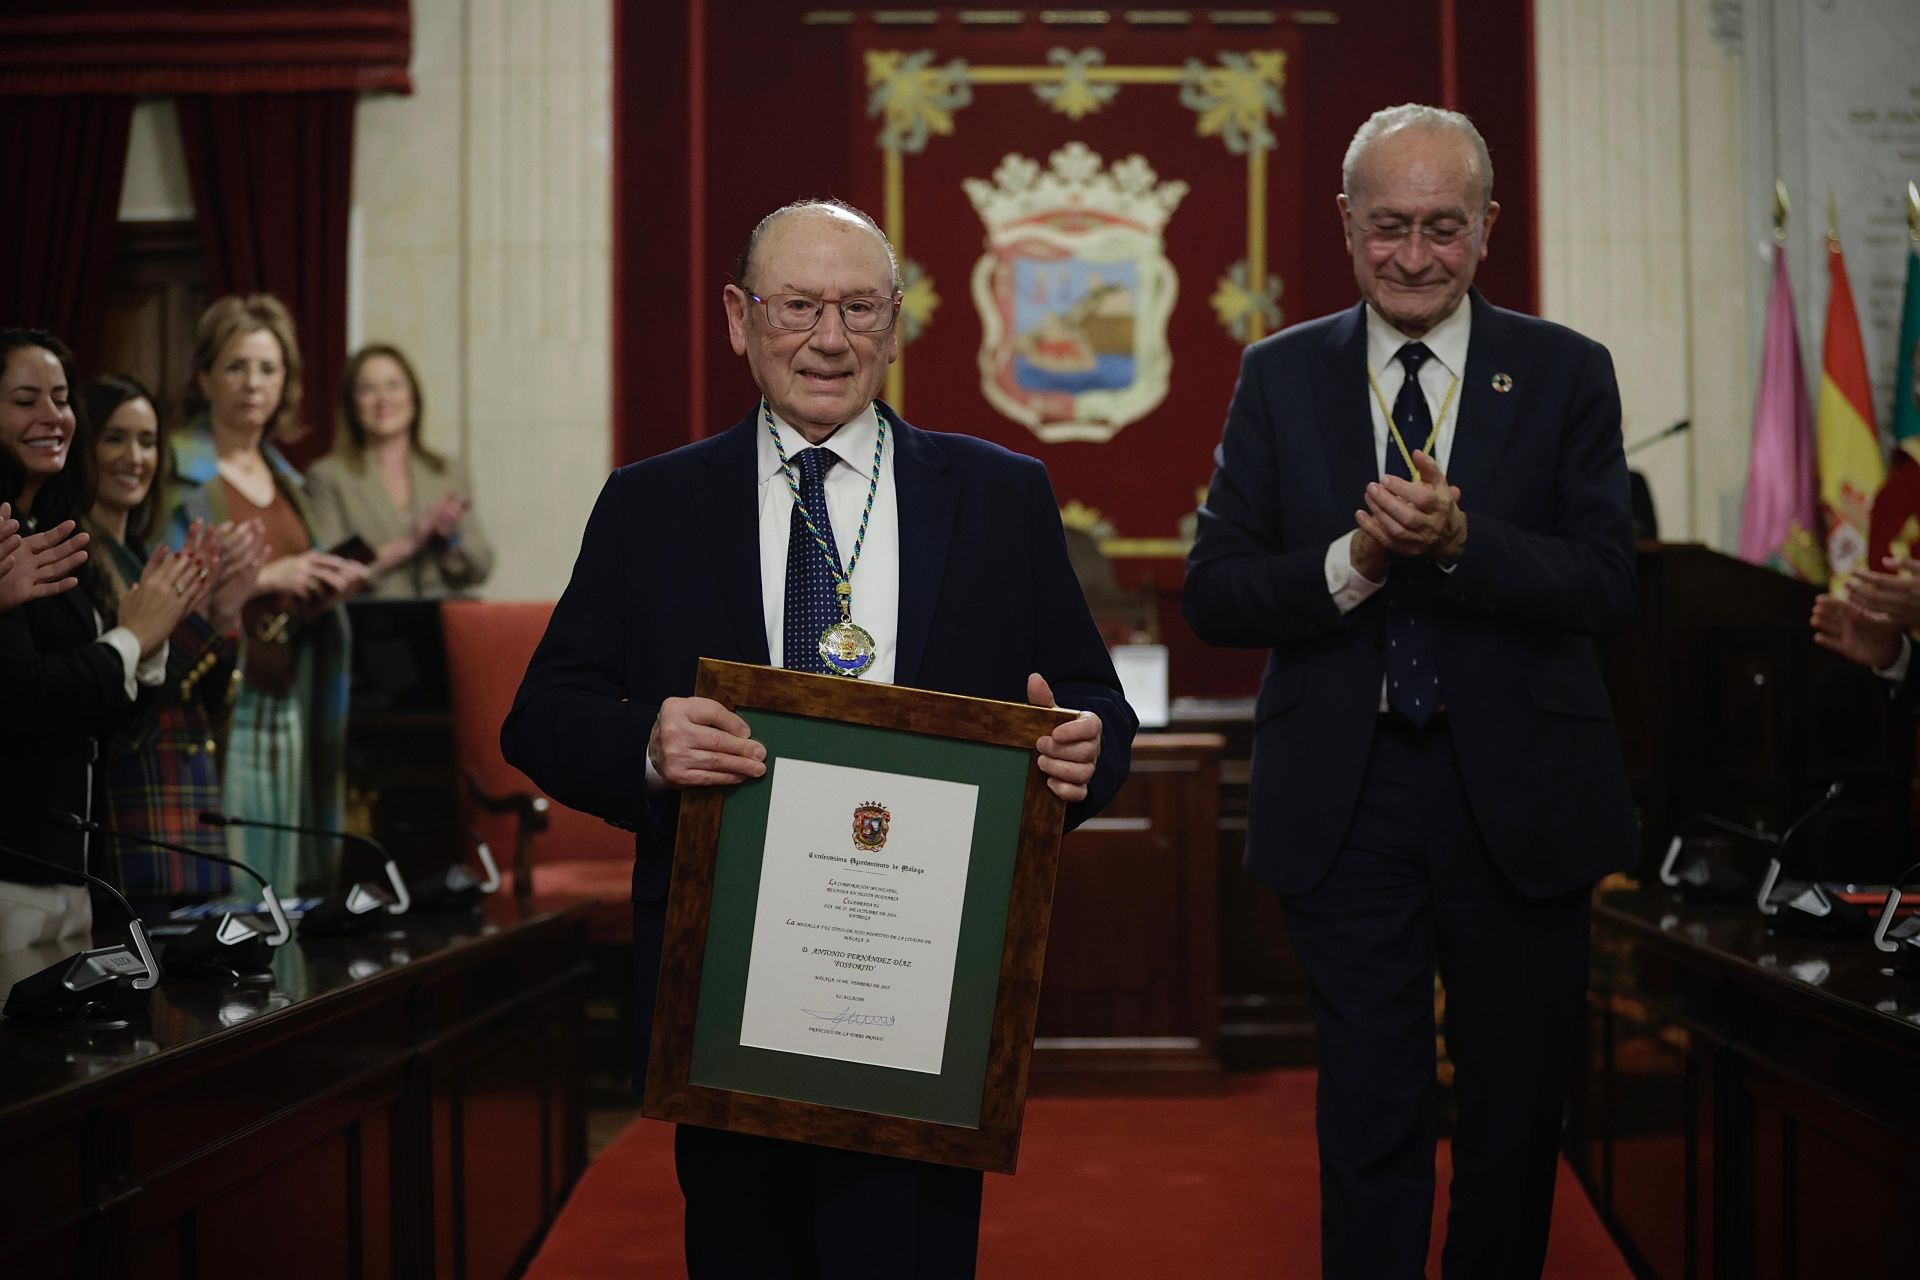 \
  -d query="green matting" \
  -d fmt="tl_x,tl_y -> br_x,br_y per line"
687,708 -> 1030,1128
